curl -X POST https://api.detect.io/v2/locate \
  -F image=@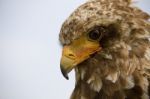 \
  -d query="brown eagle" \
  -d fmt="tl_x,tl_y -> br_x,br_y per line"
59,0 -> 150,99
